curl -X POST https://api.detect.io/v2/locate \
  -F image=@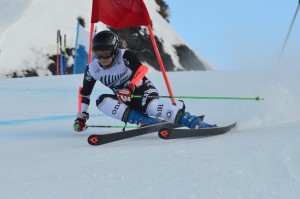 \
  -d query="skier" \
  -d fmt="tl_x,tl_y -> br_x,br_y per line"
73,30 -> 214,132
